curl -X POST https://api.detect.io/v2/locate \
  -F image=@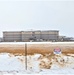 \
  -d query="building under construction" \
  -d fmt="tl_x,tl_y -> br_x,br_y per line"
3,30 -> 59,42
